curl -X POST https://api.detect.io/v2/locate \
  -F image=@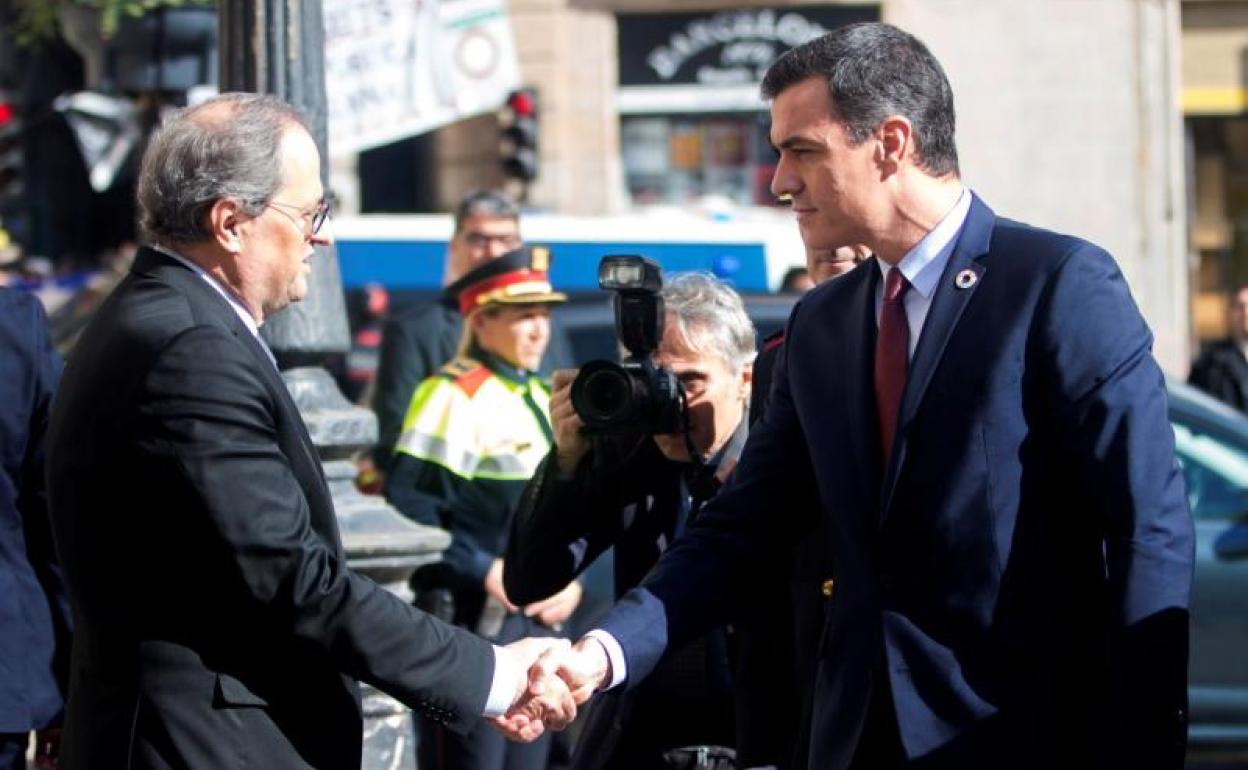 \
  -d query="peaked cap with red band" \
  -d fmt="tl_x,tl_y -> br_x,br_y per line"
448,245 -> 567,316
